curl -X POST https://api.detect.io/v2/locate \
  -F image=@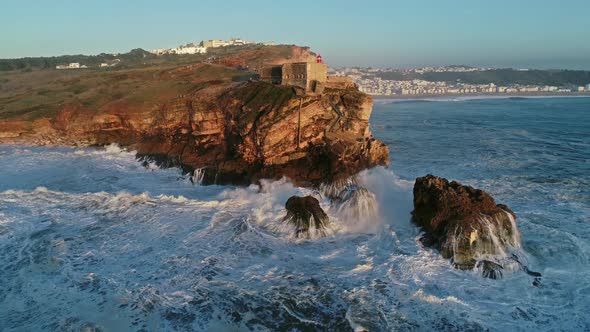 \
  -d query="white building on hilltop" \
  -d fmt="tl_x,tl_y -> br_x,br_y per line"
202,39 -> 229,48
151,38 -> 274,55
201,38 -> 256,48
151,44 -> 207,55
